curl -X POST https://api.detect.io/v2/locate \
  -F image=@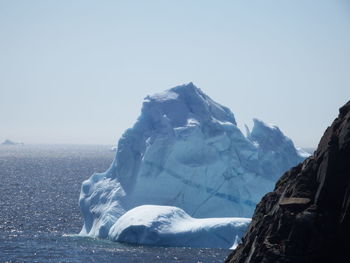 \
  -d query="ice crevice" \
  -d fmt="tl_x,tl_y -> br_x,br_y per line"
192,177 -> 227,217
